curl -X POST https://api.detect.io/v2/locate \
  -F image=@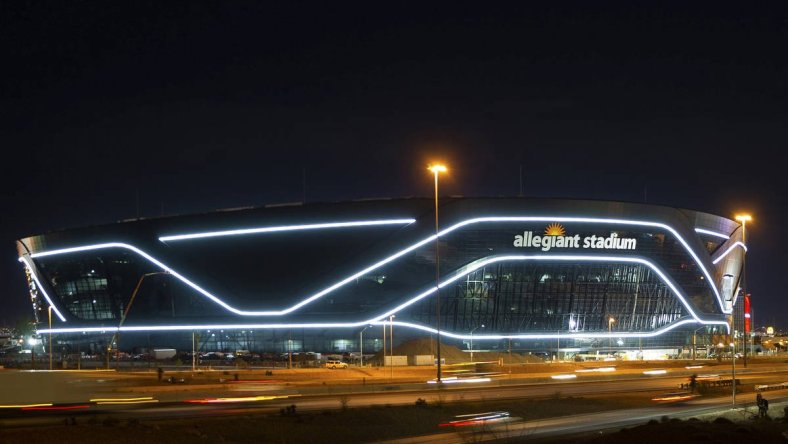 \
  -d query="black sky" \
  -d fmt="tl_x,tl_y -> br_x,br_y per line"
1,2 -> 786,327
